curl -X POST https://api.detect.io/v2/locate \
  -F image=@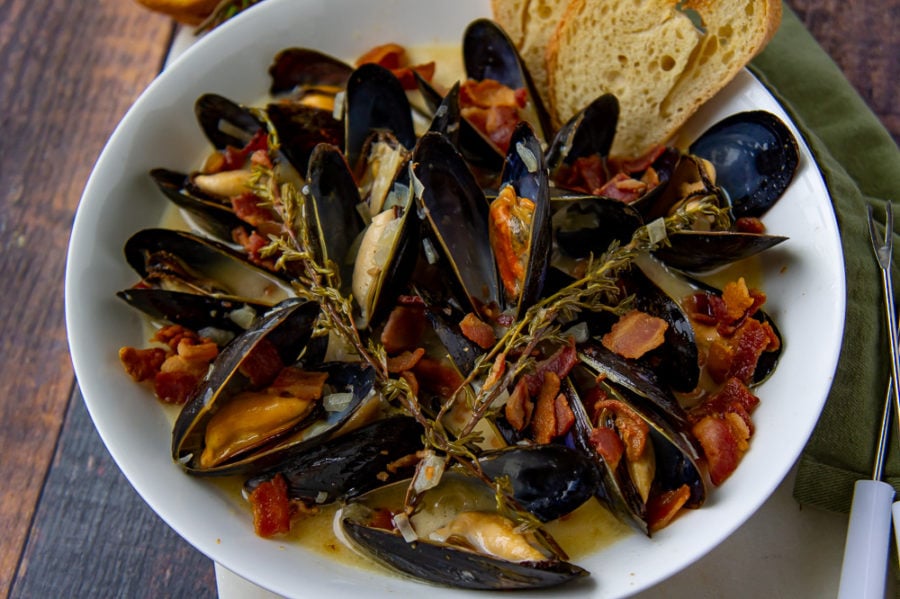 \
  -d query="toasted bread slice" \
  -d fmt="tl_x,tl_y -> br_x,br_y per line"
544,0 -> 781,158
490,0 -> 570,110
